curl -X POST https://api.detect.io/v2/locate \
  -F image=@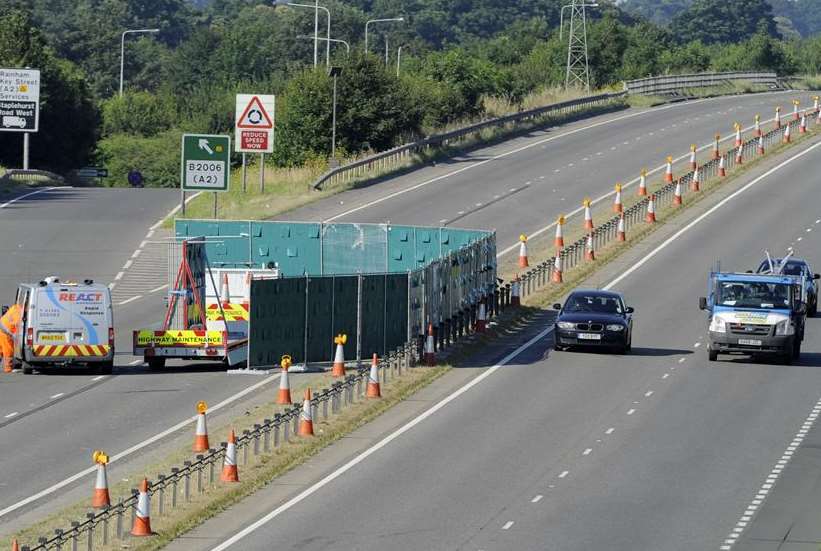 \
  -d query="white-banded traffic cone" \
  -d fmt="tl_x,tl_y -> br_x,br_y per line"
793,99 -> 800,121
719,154 -> 726,177
689,144 -> 697,170
690,166 -> 700,192
638,168 -> 648,196
674,181 -> 683,205
800,114 -> 807,134
193,401 -> 209,452
424,323 -> 436,366
242,272 -> 251,311
735,146 -> 743,165
220,272 -> 230,307
367,354 -> 381,398
617,213 -> 626,242
613,184 -> 623,213
585,234 -> 595,262
11,539 -> 19,551
757,135 -> 765,156
664,157 -> 673,183
713,134 -> 720,160
554,215 -> 565,249
91,451 -> 110,509
131,478 -> 153,536
220,430 -> 239,482
518,234 -> 529,268
551,255 -> 563,284
814,96 -> 819,112
475,299 -> 487,333
775,106 -> 782,128
511,276 -> 521,306
645,195 -> 656,224
277,355 -> 293,404
817,107 -> 821,125
754,114 -> 761,137
298,389 -> 314,436
783,123 -> 791,144
332,334 -> 347,377
734,123 -> 742,147
582,198 -> 593,231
